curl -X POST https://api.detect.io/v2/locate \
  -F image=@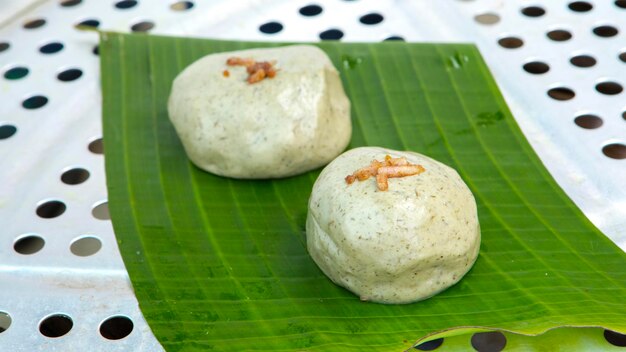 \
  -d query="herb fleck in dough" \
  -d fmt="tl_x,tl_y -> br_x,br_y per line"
306,147 -> 481,304
168,45 -> 351,179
